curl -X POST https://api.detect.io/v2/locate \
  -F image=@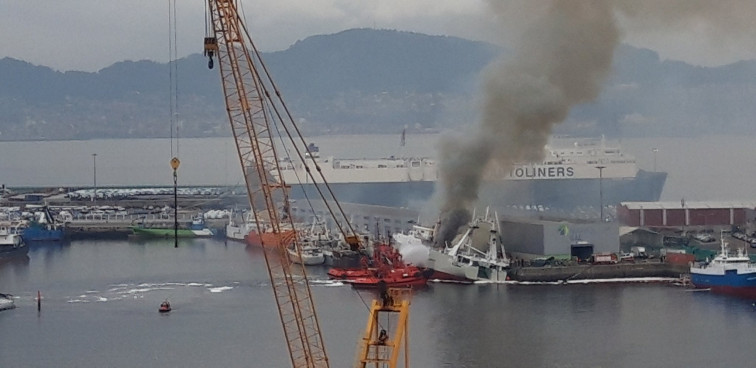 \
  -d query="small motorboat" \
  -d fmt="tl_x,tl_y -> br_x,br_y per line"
159,300 -> 171,313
